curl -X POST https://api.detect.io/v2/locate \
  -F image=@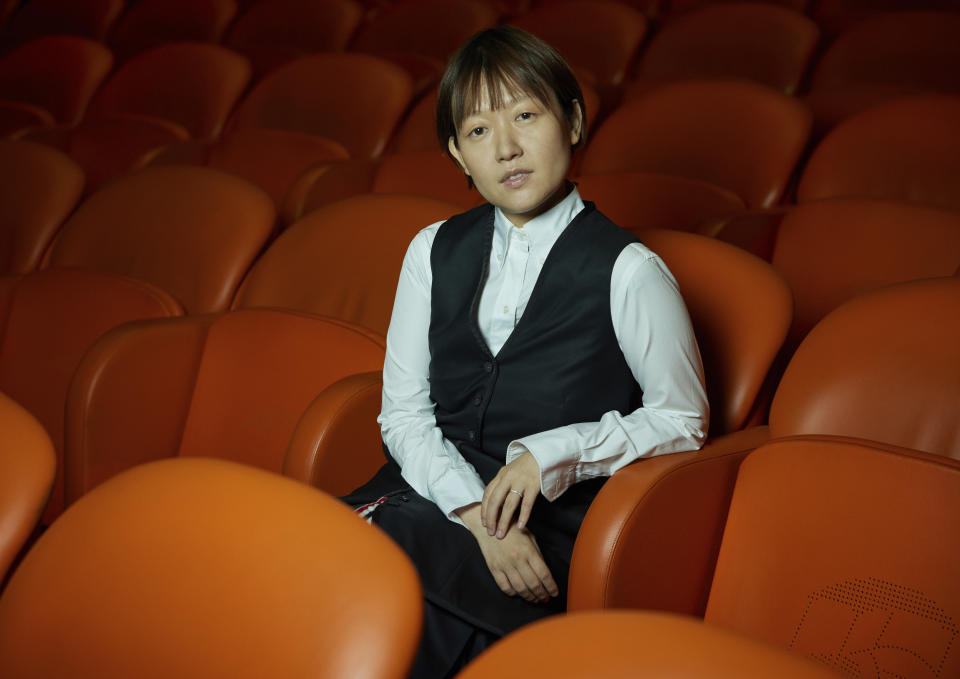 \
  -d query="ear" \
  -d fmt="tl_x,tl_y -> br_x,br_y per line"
569,99 -> 584,146
448,137 -> 470,176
